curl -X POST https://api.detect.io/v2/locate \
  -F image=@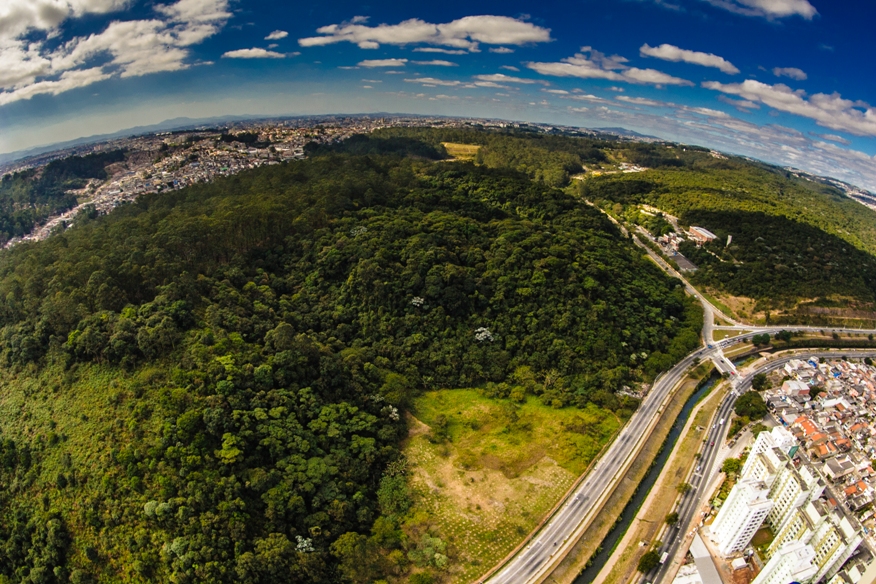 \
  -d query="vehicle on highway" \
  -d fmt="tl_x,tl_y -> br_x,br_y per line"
659,552 -> 669,565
